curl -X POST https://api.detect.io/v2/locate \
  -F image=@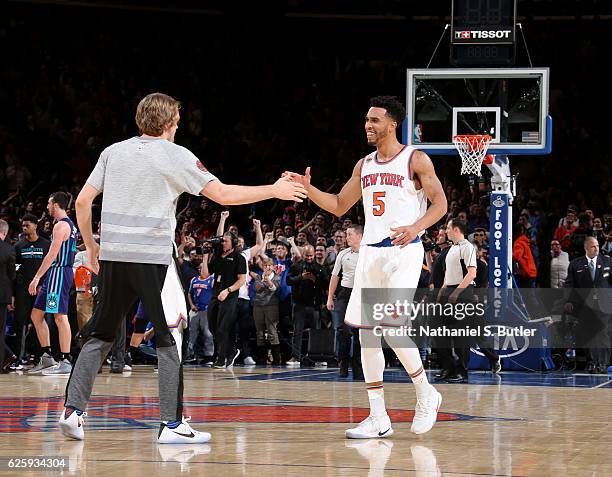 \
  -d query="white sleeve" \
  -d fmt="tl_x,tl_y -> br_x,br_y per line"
331,249 -> 346,276
463,243 -> 477,268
